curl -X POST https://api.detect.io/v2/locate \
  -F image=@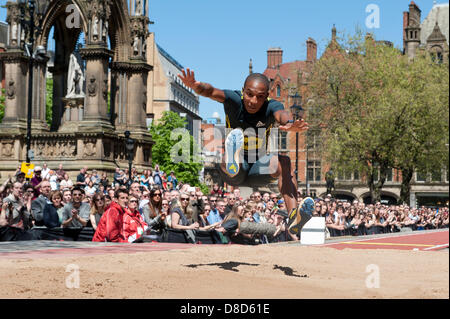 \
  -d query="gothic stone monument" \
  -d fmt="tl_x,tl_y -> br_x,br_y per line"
0,0 -> 153,180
